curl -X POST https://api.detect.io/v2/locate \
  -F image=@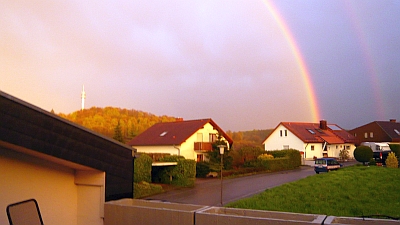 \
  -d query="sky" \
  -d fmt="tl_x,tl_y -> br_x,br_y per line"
1,0 -> 399,132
